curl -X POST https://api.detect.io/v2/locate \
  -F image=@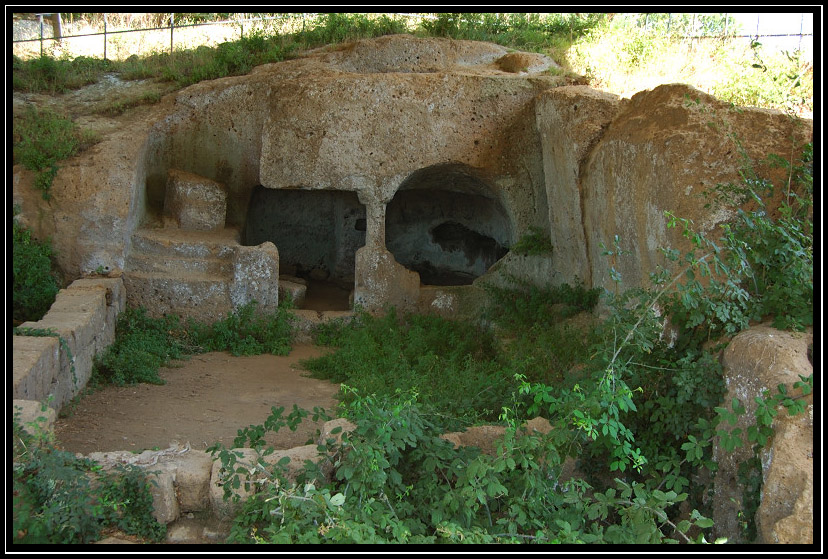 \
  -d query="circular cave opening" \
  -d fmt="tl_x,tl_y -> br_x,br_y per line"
386,164 -> 511,286
242,186 -> 366,310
